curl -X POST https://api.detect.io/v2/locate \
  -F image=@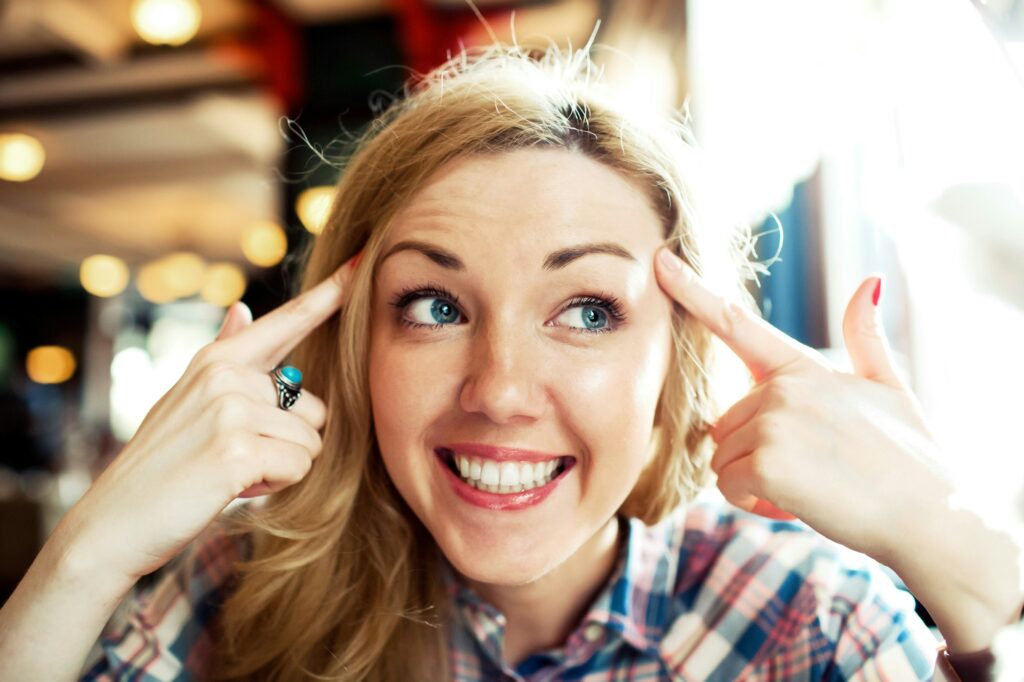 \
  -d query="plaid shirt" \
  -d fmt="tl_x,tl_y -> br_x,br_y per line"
80,491 -> 967,681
